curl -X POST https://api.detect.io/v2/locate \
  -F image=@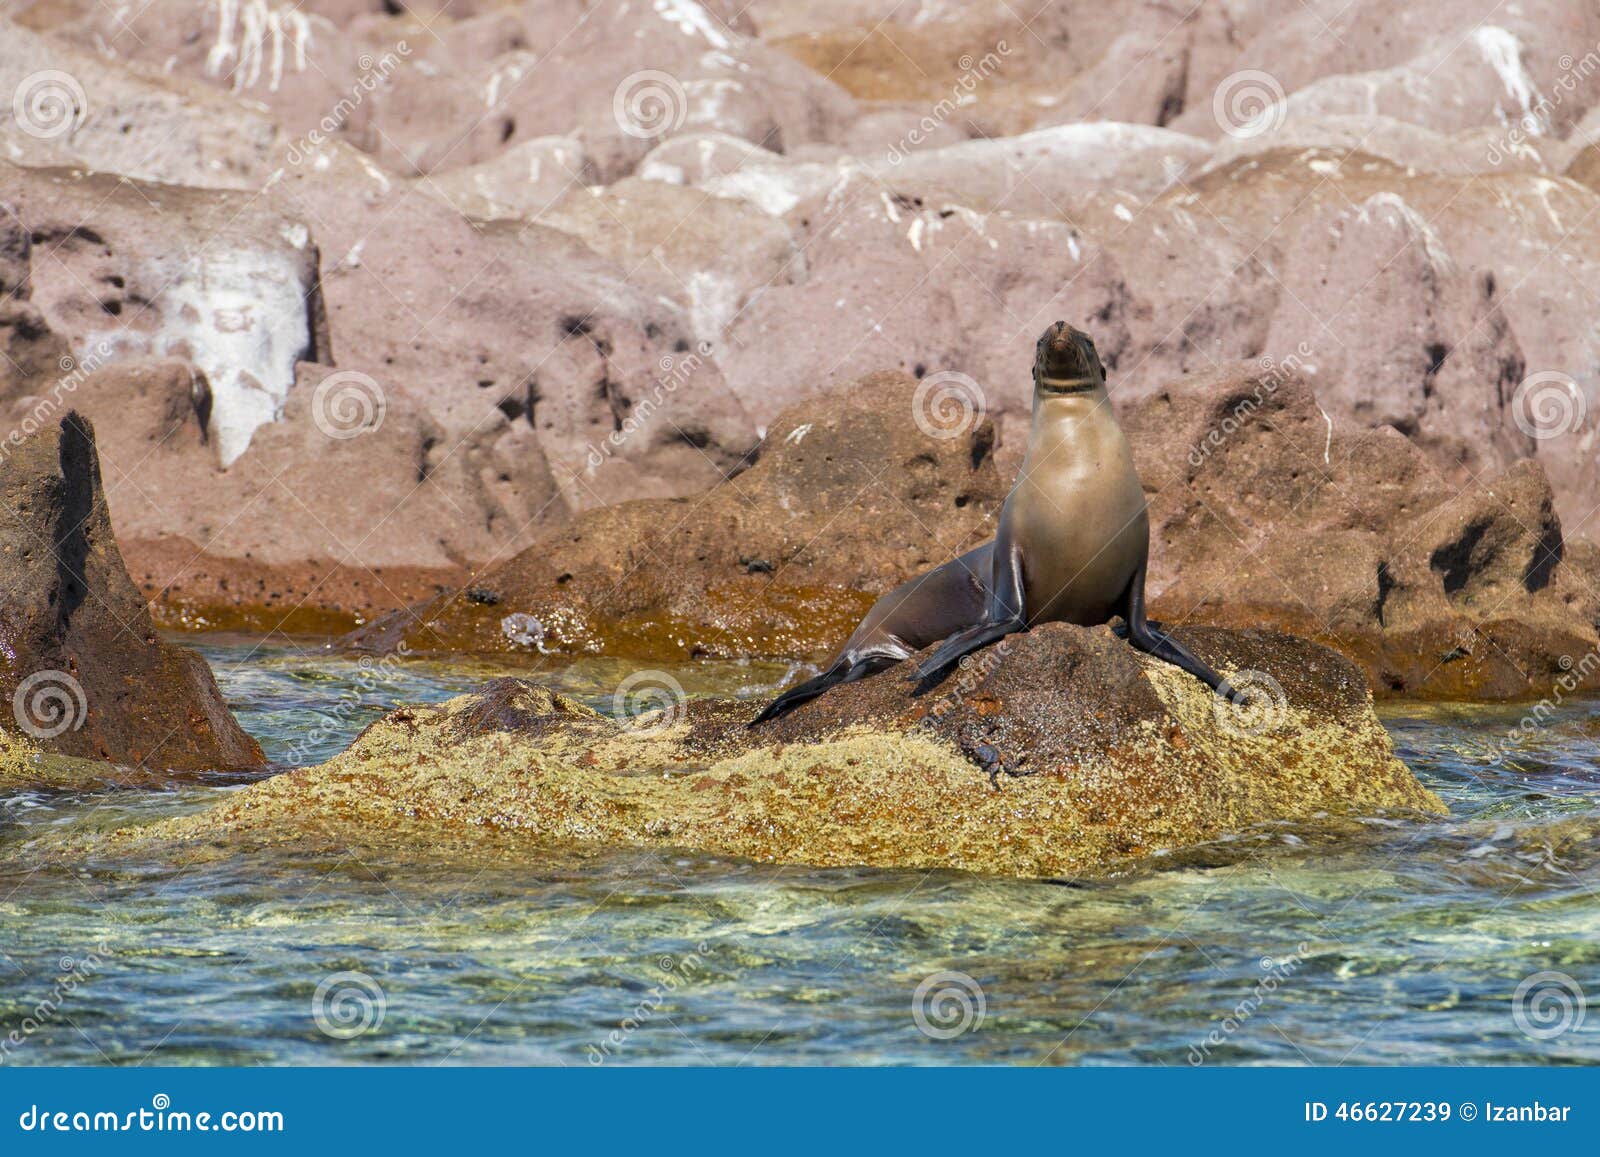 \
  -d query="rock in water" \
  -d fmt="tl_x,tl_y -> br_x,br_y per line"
117,624 -> 1442,879
0,413 -> 261,772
